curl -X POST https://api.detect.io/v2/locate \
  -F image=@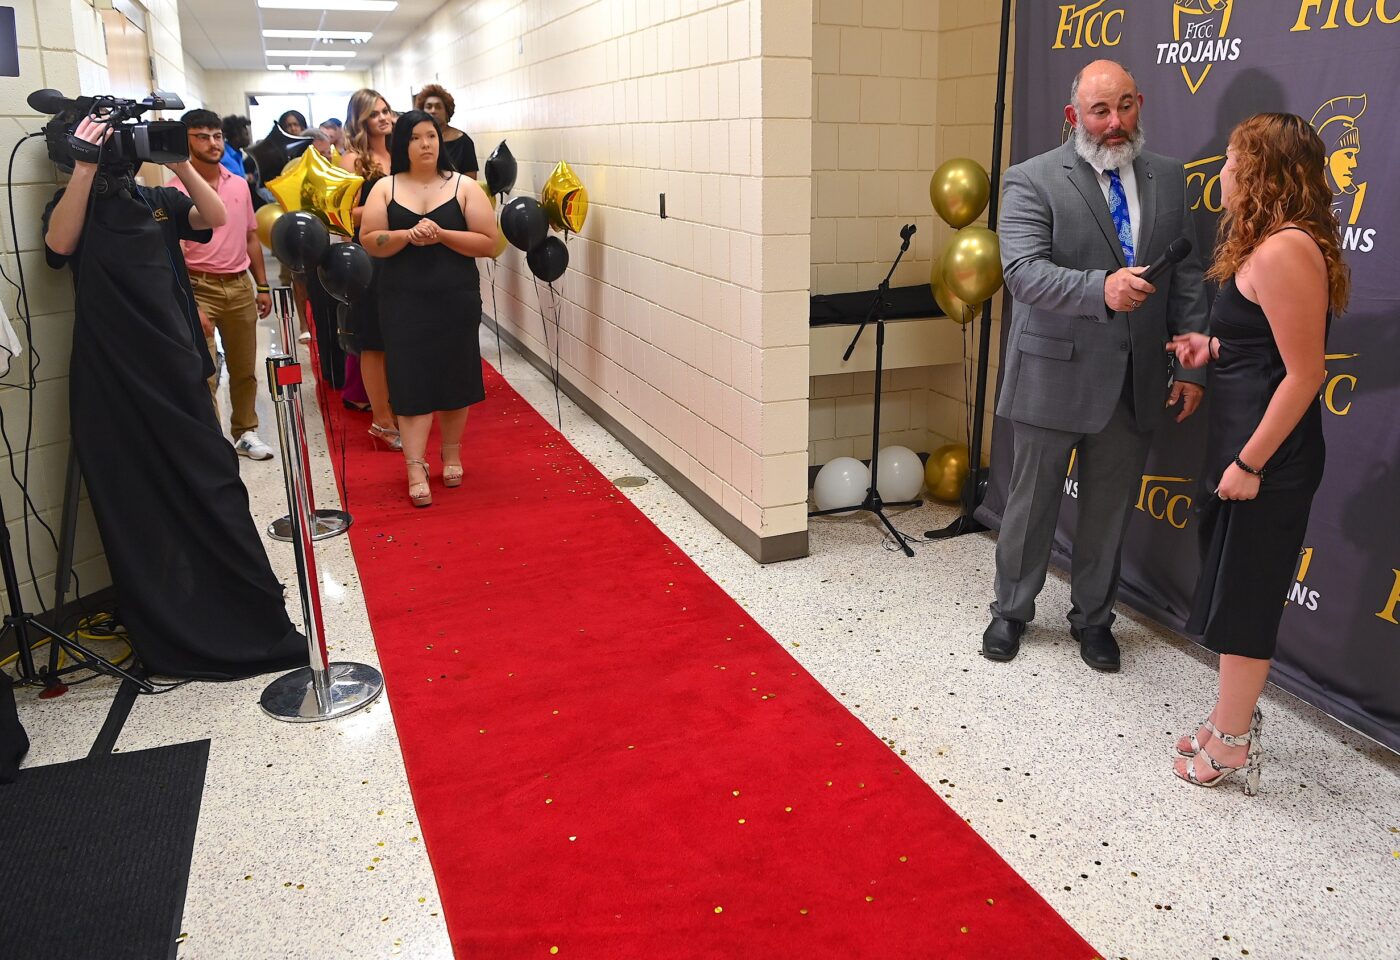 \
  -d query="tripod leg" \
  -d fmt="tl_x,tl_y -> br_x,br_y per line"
32,619 -> 154,692
872,508 -> 915,558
